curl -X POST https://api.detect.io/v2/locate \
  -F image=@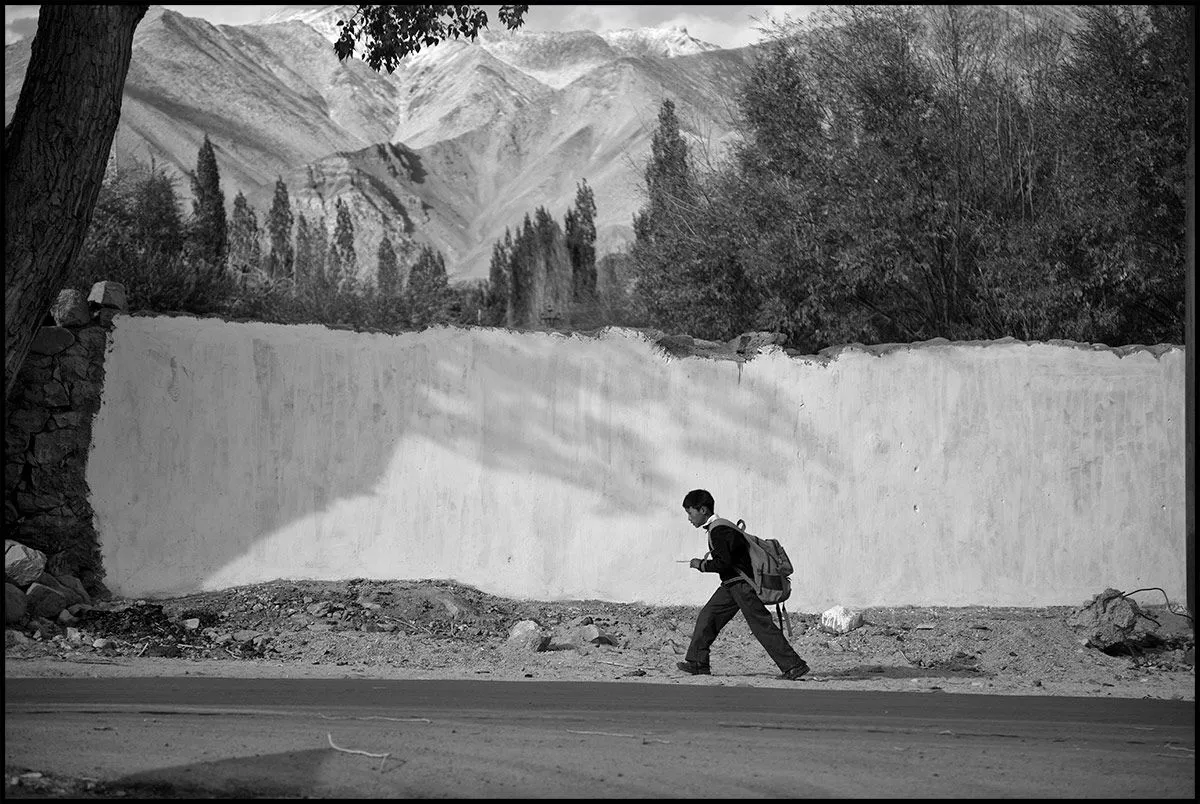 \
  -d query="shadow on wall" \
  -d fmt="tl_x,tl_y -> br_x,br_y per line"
87,319 -> 804,595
